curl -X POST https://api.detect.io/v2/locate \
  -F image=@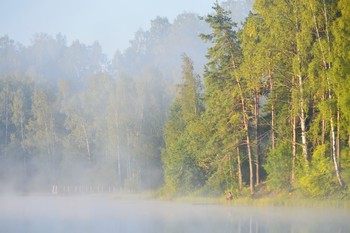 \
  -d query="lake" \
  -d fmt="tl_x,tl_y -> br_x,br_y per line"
0,195 -> 349,233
